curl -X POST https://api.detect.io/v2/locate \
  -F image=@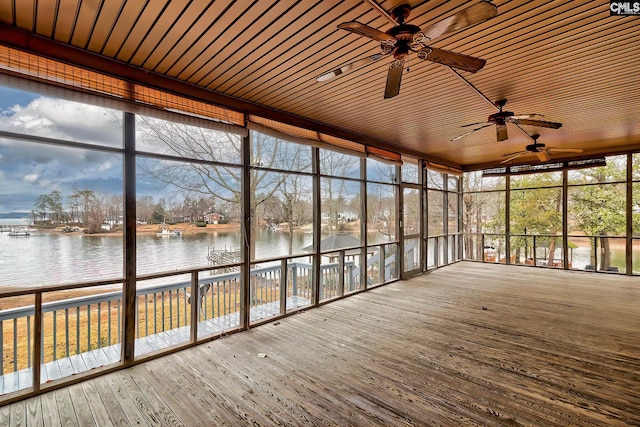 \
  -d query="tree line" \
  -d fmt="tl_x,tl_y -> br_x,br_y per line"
463,157 -> 640,270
